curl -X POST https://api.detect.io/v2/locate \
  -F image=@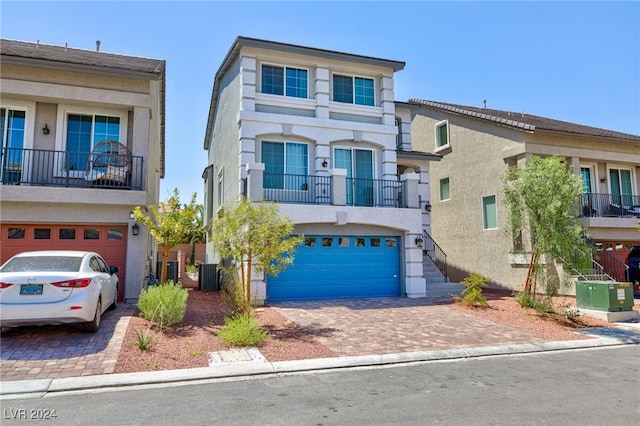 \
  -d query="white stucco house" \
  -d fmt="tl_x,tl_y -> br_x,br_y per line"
203,36 -> 441,304
0,39 -> 166,302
